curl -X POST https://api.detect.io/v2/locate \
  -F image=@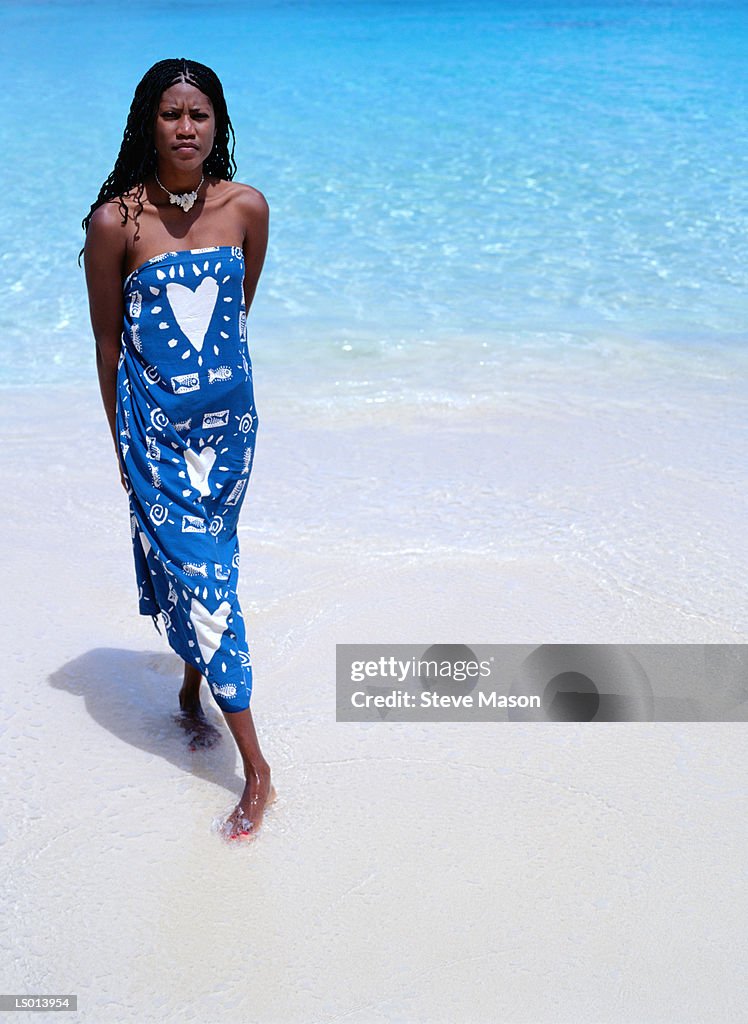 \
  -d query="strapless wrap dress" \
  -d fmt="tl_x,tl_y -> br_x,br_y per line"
116,245 -> 258,713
